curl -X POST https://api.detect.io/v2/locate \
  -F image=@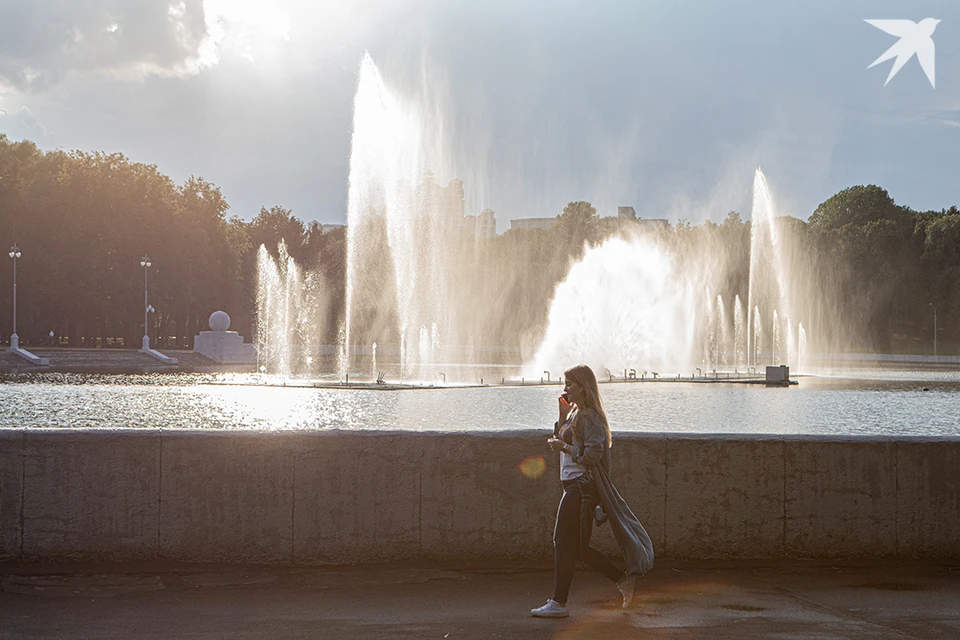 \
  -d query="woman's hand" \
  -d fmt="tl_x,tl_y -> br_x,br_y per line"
547,437 -> 566,453
558,394 -> 573,425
